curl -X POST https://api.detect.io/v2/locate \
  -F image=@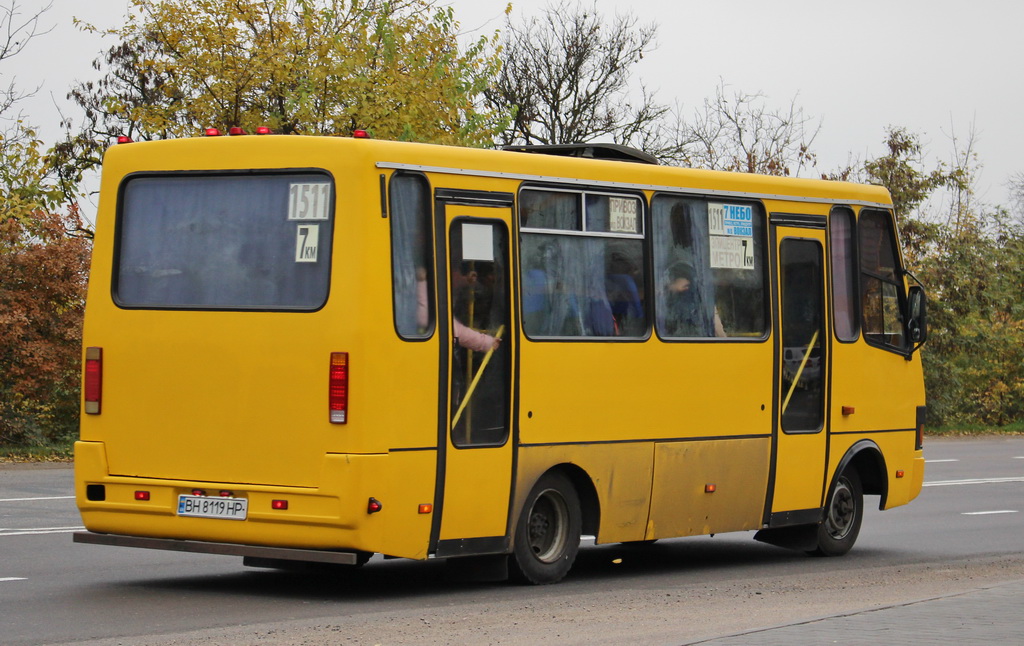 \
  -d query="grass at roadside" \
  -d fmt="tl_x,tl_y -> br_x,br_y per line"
928,422 -> 1024,437
0,442 -> 74,464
